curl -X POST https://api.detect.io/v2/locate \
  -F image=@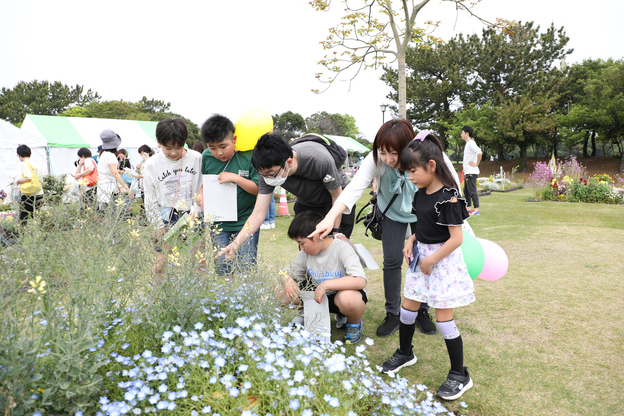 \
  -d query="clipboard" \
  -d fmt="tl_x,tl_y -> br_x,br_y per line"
203,174 -> 238,222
